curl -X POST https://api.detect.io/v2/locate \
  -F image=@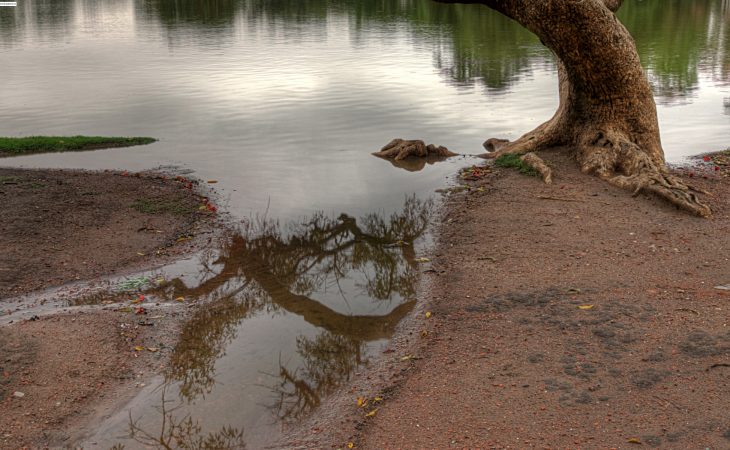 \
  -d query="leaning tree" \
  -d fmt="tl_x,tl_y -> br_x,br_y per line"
379,0 -> 712,217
